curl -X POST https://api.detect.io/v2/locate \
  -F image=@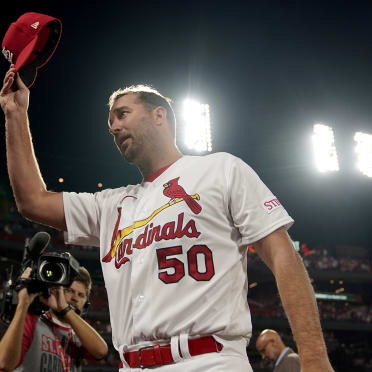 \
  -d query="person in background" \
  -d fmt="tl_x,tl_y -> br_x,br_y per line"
256,329 -> 301,372
0,266 -> 108,372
